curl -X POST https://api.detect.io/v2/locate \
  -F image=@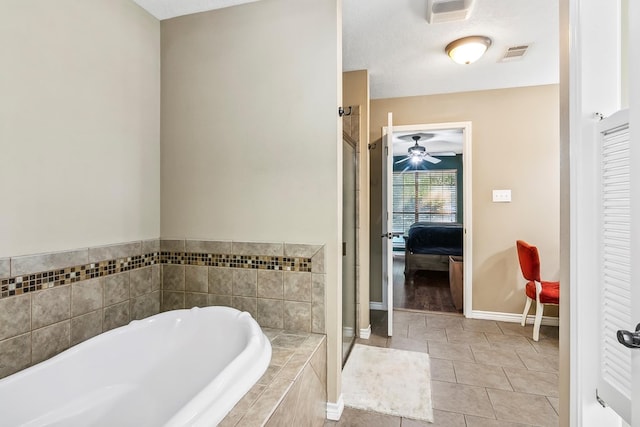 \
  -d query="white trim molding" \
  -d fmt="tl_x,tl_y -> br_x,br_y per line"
359,325 -> 371,339
326,394 -> 344,421
469,310 -> 560,327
